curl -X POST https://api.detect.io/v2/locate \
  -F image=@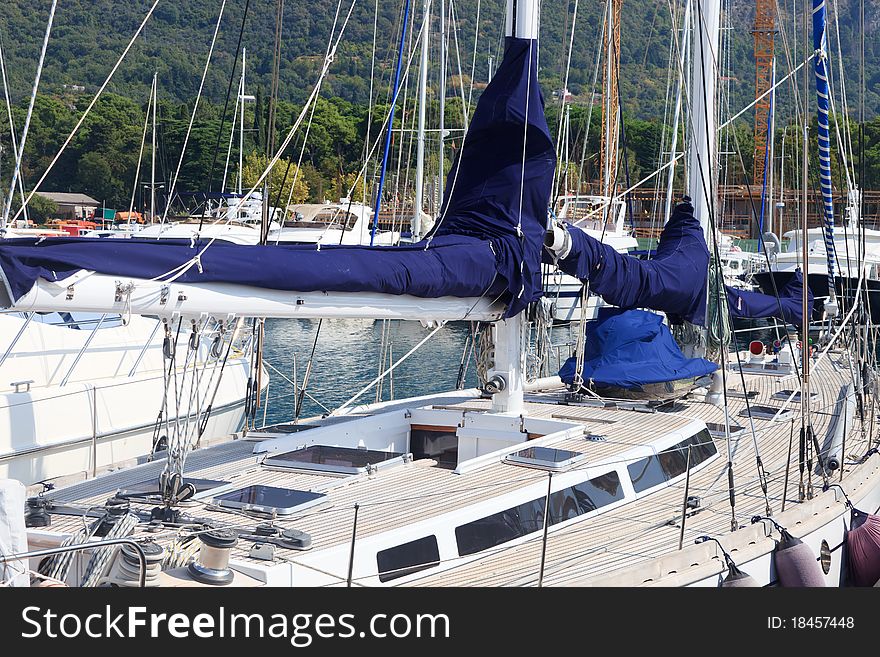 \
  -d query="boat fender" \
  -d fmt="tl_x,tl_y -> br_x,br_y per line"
845,508 -> 880,587
720,562 -> 759,587
774,529 -> 825,587
695,535 -> 757,587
